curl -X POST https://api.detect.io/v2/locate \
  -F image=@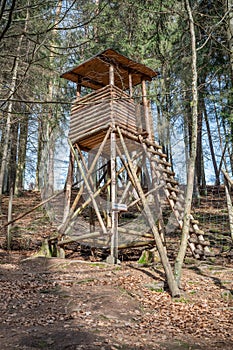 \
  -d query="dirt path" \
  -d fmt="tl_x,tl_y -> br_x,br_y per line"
0,251 -> 232,350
